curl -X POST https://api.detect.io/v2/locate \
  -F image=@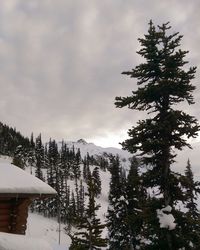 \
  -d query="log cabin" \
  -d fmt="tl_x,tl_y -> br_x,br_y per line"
0,162 -> 57,235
